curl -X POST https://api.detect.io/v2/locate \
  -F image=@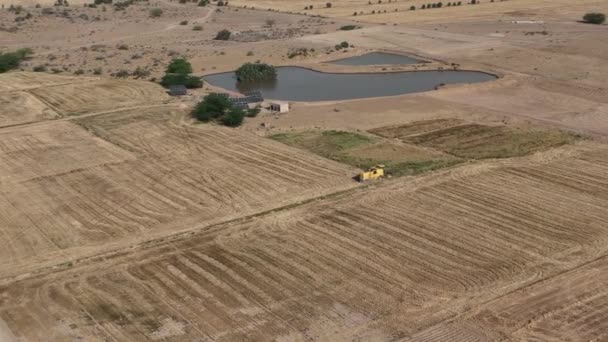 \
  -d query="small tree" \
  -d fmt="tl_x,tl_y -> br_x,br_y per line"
410,5 -> 415,10
149,8 -> 163,17
166,58 -> 193,74
221,108 -> 246,127
214,29 -> 231,40
421,4 -> 426,9
326,2 -> 331,8
0,48 -> 33,73
246,106 -> 261,117
192,93 -> 231,122
583,12 -> 605,24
